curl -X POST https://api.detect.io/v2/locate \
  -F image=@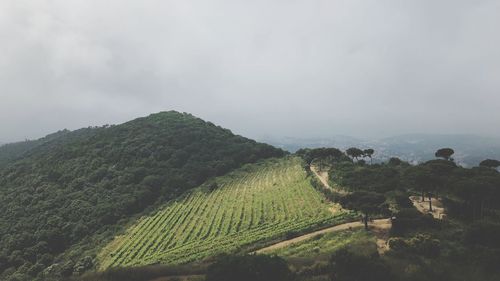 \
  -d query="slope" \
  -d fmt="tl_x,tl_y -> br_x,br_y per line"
0,130 -> 70,167
98,157 -> 354,269
0,111 -> 285,281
